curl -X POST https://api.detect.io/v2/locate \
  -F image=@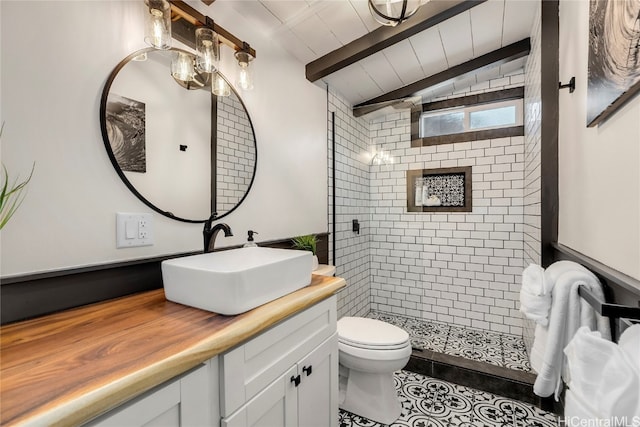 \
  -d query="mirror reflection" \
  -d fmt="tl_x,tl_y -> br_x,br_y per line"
100,48 -> 257,222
